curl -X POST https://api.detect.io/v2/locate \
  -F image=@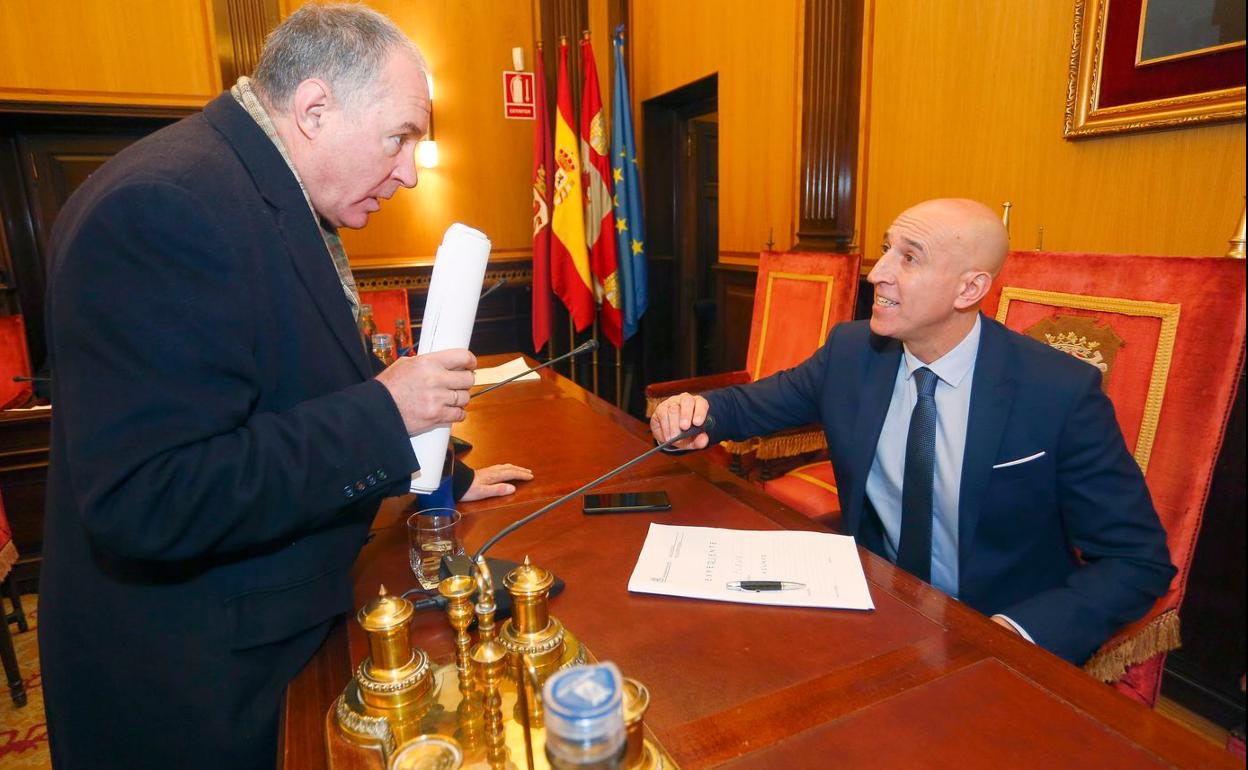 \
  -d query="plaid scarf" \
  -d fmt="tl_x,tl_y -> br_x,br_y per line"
230,77 -> 361,322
